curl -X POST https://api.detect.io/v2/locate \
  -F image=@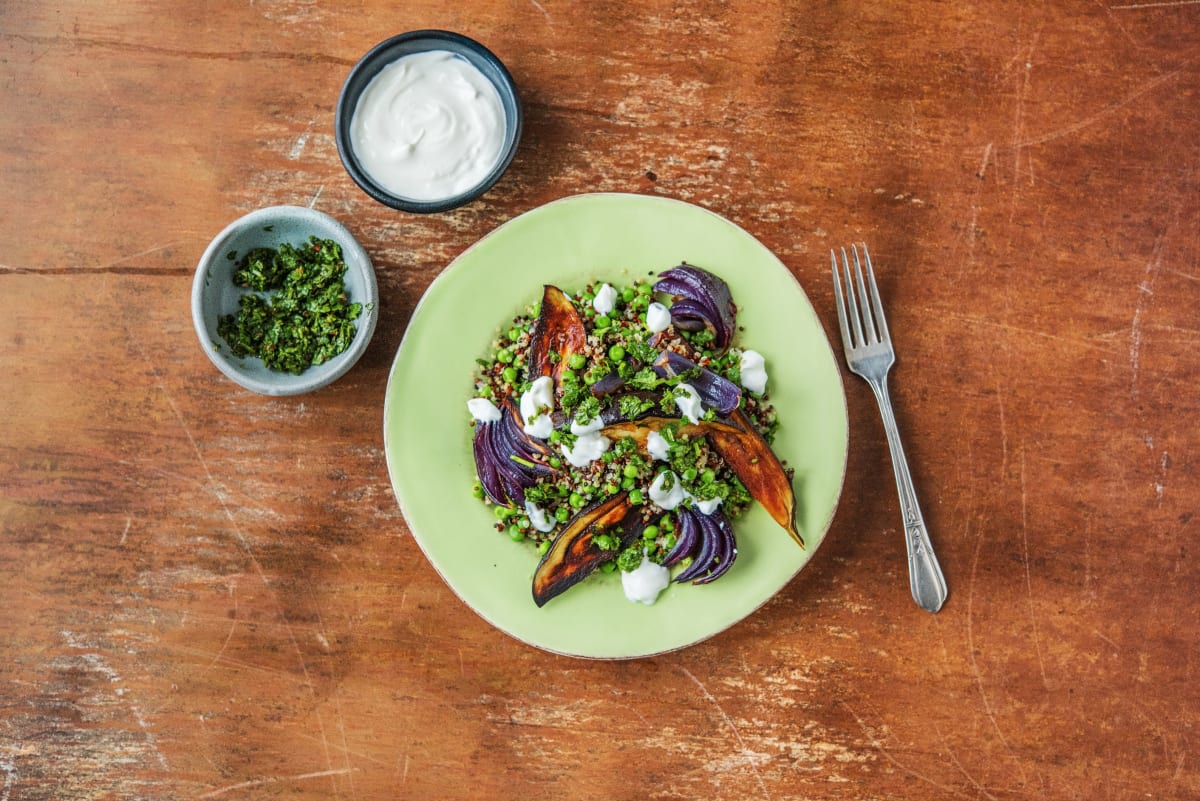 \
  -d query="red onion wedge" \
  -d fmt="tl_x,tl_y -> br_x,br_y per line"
654,264 -> 737,352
